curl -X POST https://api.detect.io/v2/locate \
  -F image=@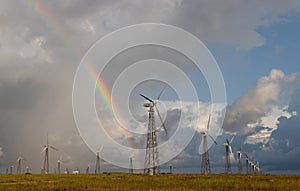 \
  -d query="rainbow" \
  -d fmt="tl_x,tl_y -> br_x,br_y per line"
84,62 -> 136,157
27,0 -> 124,130
26,0 -> 139,165
84,63 -> 122,126
27,0 -> 69,41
